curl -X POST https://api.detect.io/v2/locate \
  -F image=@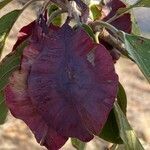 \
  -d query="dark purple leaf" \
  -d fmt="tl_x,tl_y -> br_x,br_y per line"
12,21 -> 36,51
100,0 -> 131,61
5,22 -> 118,149
102,0 -> 131,33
